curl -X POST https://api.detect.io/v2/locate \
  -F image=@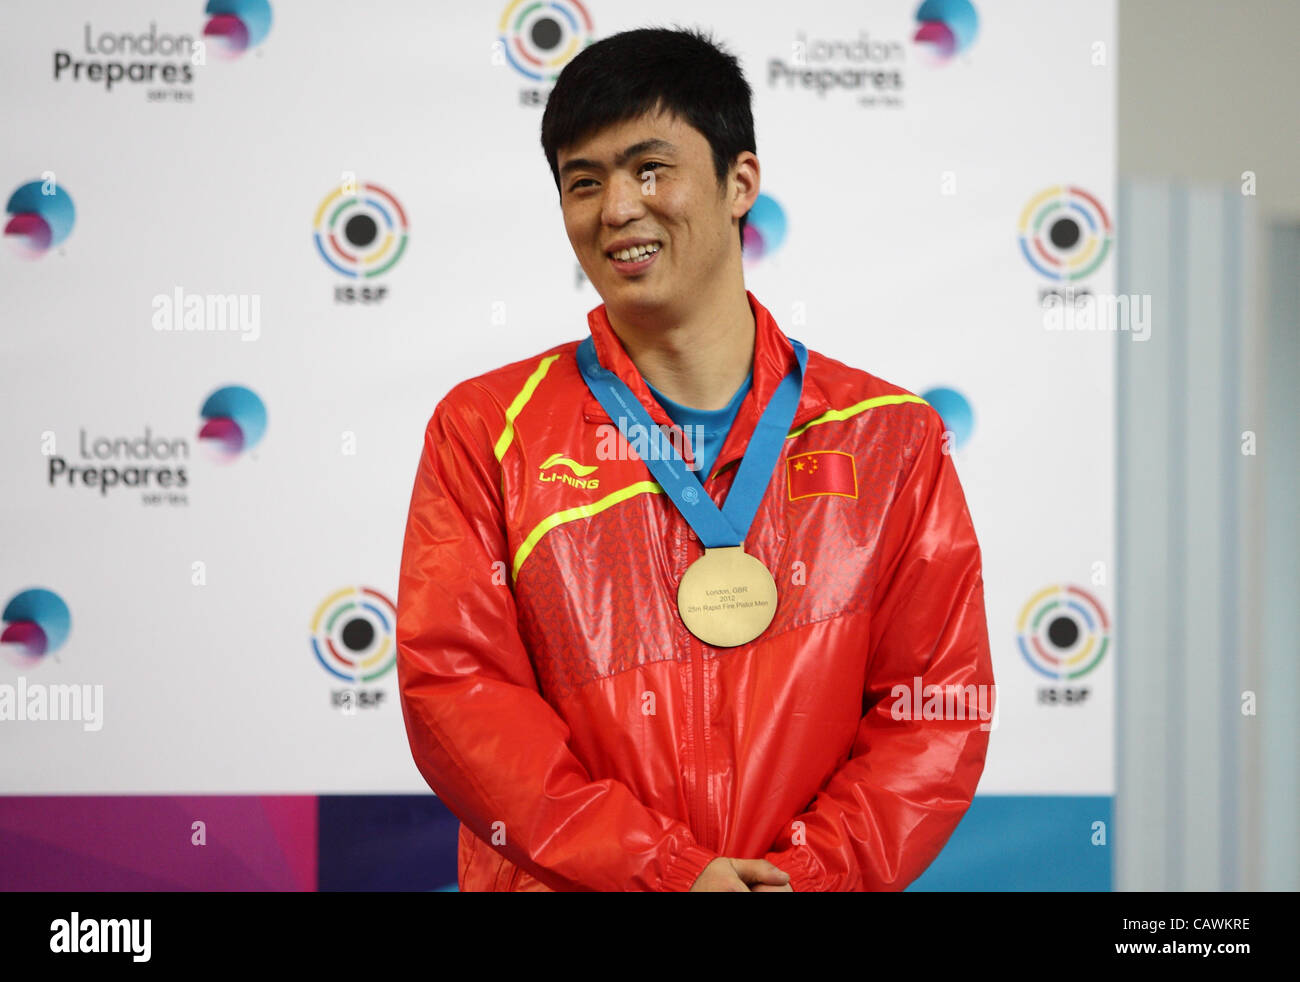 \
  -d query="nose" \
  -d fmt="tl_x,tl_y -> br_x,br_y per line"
601,170 -> 647,228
